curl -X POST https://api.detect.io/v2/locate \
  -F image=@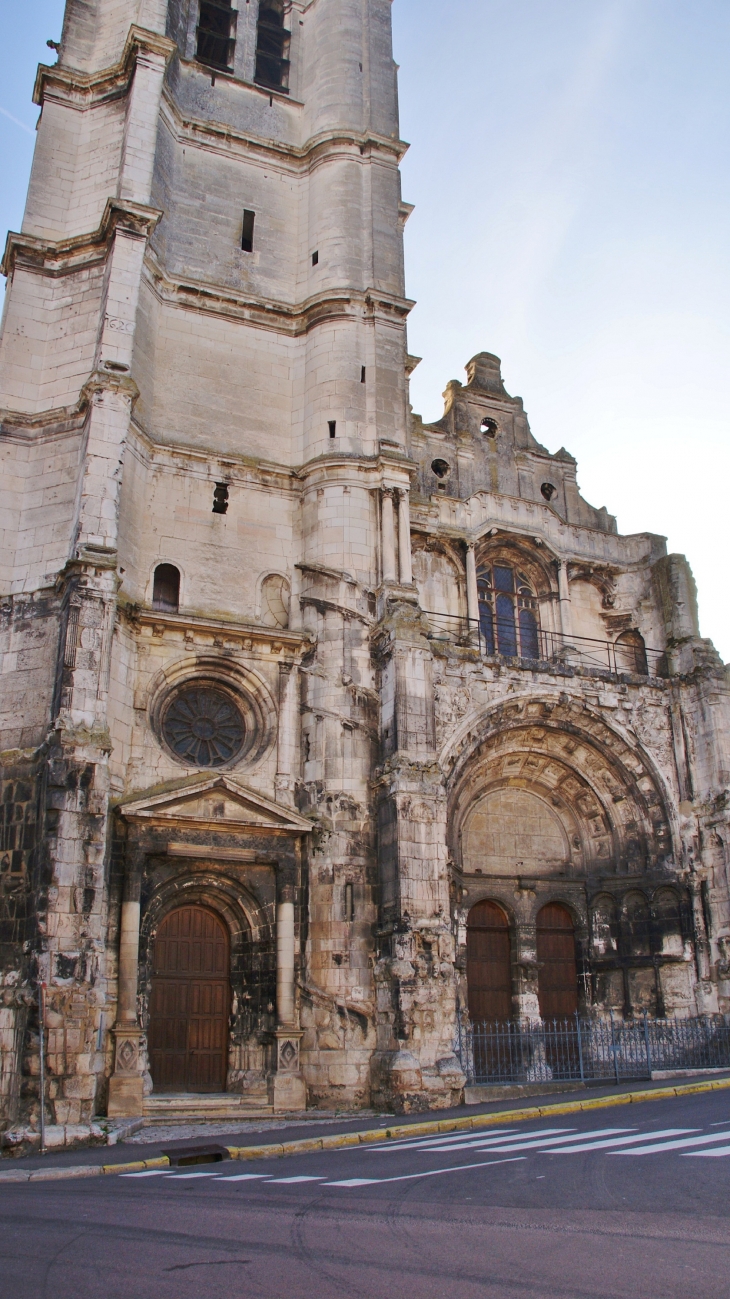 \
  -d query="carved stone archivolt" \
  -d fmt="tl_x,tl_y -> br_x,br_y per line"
445,696 -> 675,877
